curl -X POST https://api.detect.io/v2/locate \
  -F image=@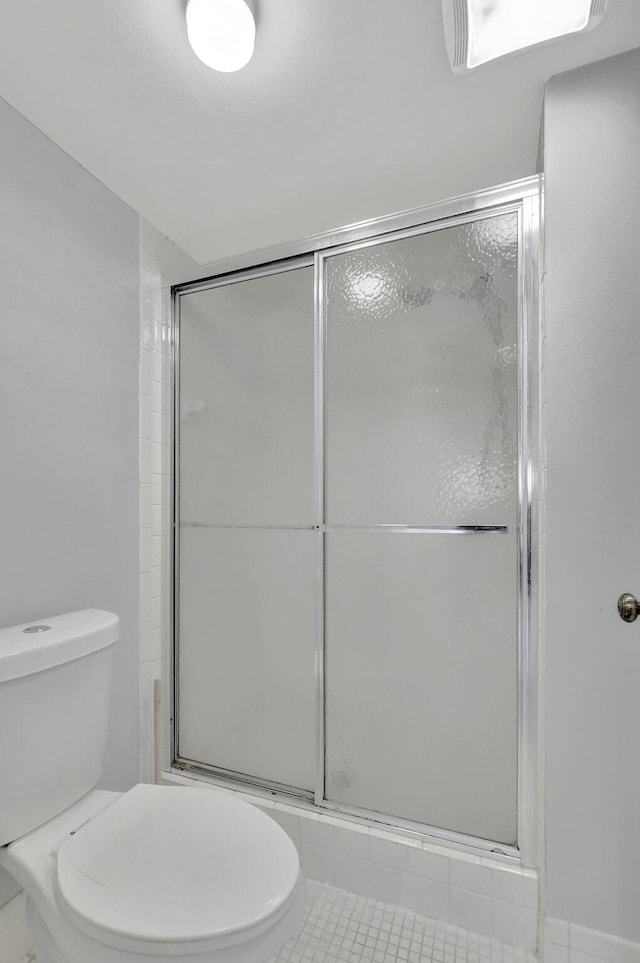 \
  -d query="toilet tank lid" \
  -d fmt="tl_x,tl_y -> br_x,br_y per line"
0,609 -> 119,683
